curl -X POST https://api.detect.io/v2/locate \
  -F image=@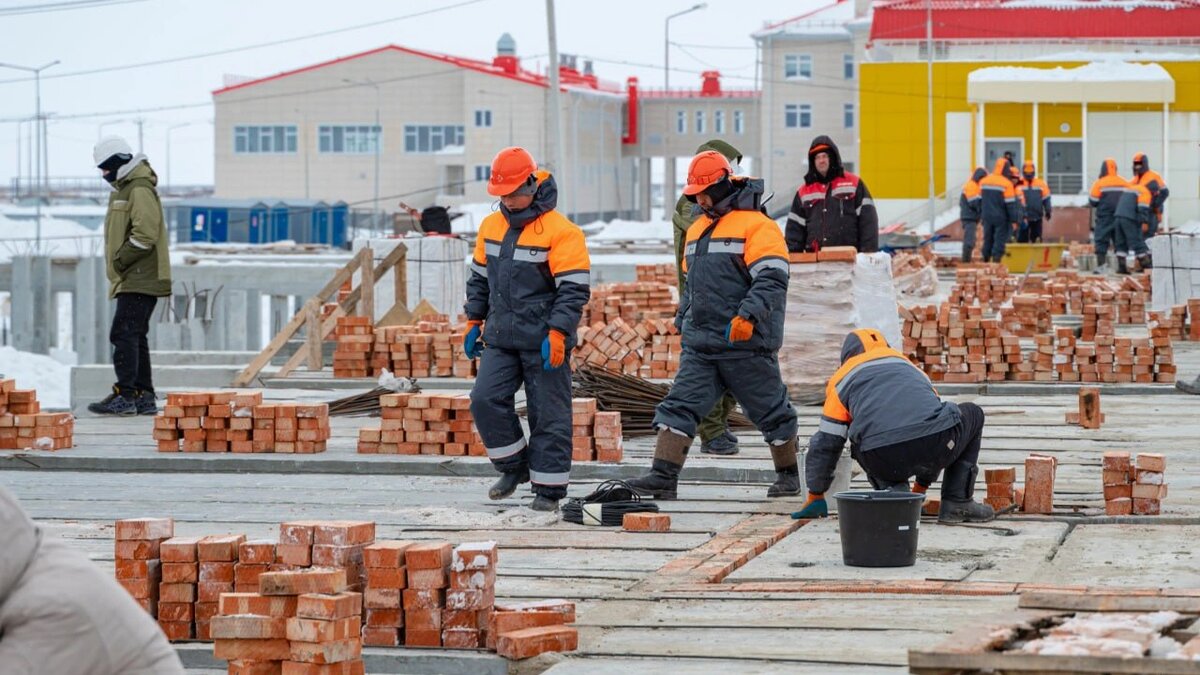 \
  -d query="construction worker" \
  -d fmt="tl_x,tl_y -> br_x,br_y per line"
1112,180 -> 1153,274
1132,152 -> 1169,237
629,151 -> 799,500
1017,161 -> 1052,243
786,135 -> 878,254
958,167 -> 987,262
978,158 -> 1020,263
672,139 -> 743,456
792,329 -> 993,523
1088,158 -> 1128,275
464,147 -> 591,512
